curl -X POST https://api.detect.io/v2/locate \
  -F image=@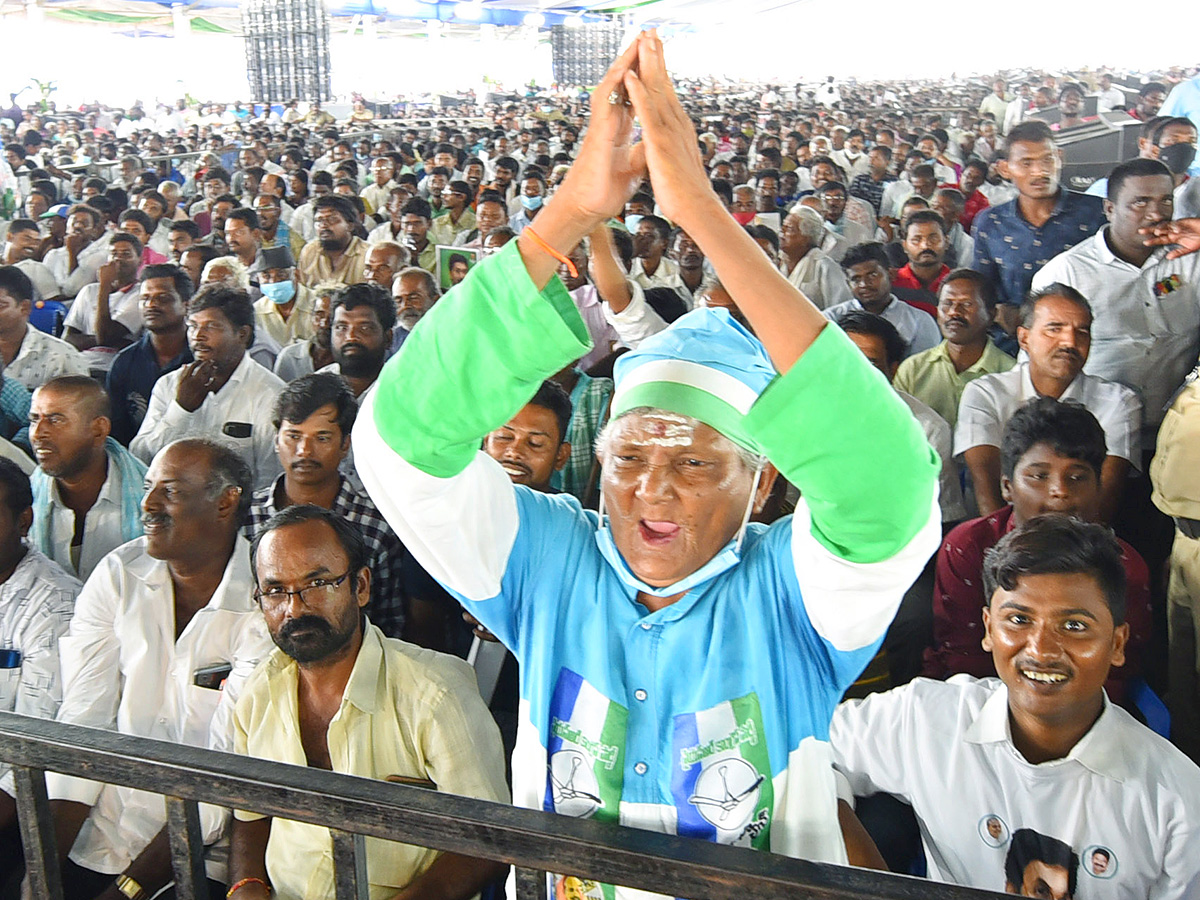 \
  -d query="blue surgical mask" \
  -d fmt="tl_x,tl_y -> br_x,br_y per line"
624,213 -> 644,233
260,279 -> 296,305
520,194 -> 543,211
